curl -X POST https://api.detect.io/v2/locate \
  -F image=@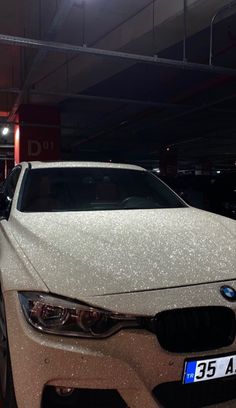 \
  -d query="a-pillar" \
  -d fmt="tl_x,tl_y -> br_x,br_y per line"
14,104 -> 60,164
